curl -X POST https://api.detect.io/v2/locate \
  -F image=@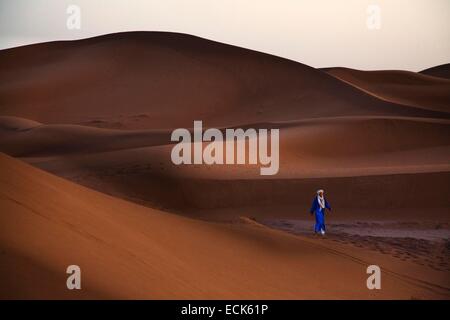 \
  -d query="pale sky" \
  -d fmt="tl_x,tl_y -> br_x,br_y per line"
0,0 -> 449,71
